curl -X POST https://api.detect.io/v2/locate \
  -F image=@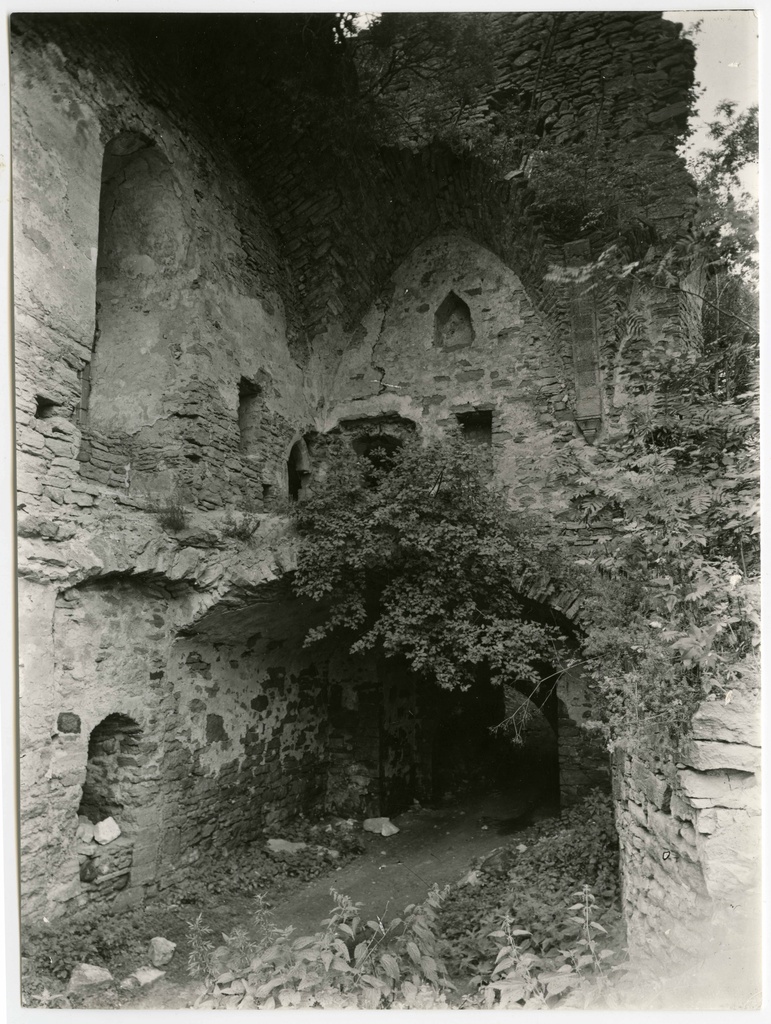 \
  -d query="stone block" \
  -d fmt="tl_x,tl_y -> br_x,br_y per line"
669,793 -> 695,823
363,817 -> 399,836
679,739 -> 760,774
149,936 -> 176,966
49,873 -> 83,904
629,757 -> 671,808
67,963 -> 114,992
677,769 -> 759,810
690,694 -> 761,747
646,807 -> 682,849
76,819 -> 95,843
130,966 -> 166,987
94,817 -> 121,844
